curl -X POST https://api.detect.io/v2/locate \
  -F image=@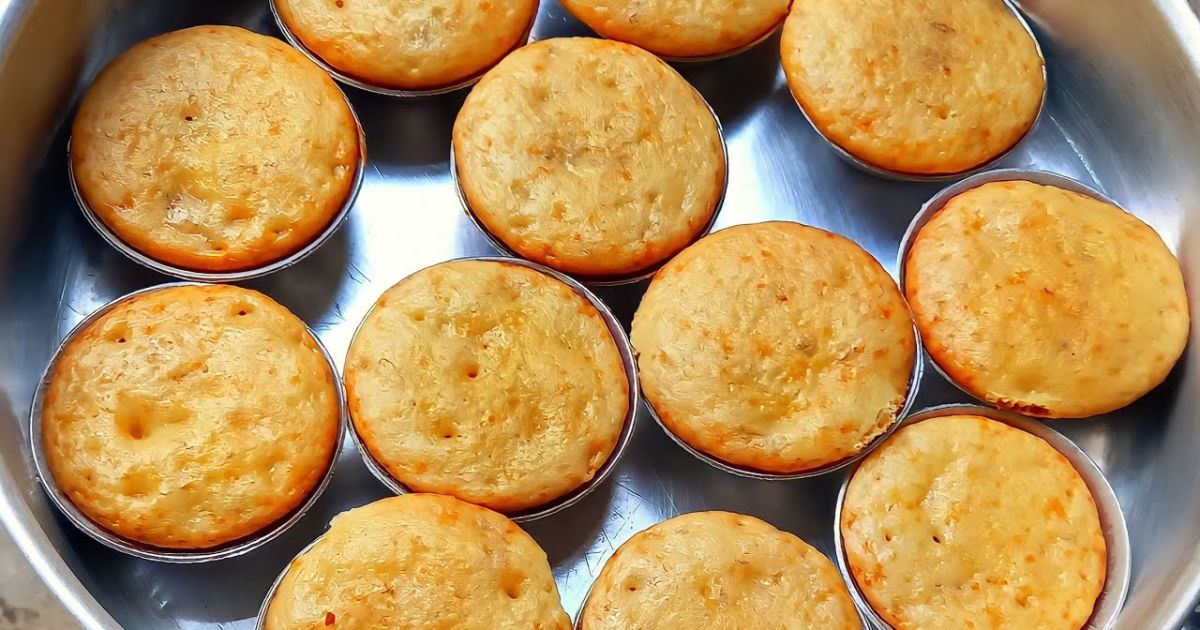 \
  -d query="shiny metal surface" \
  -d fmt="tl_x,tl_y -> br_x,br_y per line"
343,255 -> 640,523
0,1 -> 1199,629
833,404 -> 1132,630
29,282 -> 347,563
